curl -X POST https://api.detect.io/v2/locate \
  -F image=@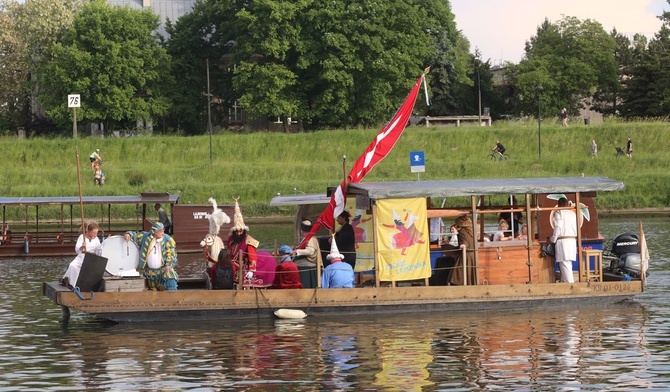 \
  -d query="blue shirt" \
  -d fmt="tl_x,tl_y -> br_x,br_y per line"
321,261 -> 355,288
